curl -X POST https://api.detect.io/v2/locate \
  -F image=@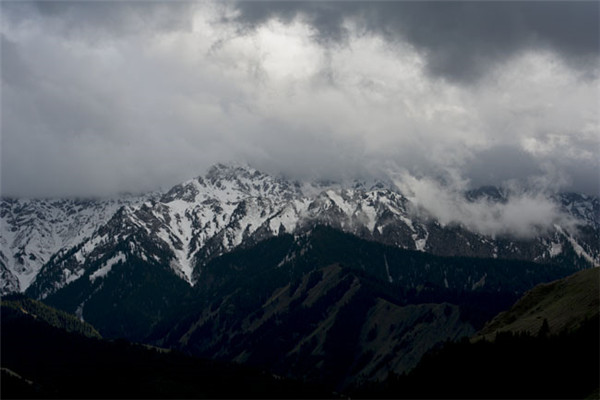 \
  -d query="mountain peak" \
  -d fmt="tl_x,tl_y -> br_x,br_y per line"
2,163 -> 600,297
206,162 -> 259,181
